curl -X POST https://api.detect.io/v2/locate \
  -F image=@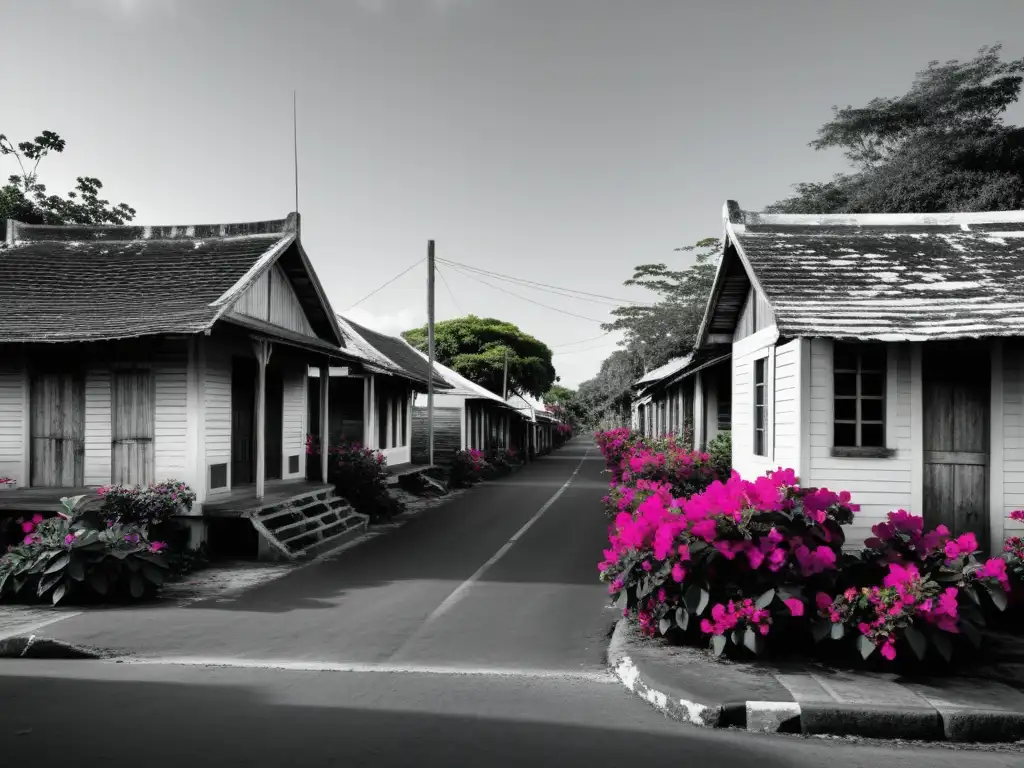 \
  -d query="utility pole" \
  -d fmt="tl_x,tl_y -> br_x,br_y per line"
502,347 -> 509,401
427,240 -> 436,466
